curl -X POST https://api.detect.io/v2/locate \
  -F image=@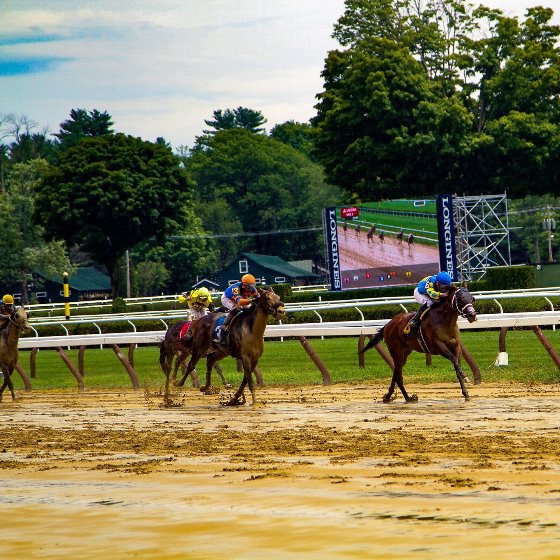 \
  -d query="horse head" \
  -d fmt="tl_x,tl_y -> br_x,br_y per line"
449,287 -> 477,323
10,306 -> 30,333
257,287 -> 286,321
